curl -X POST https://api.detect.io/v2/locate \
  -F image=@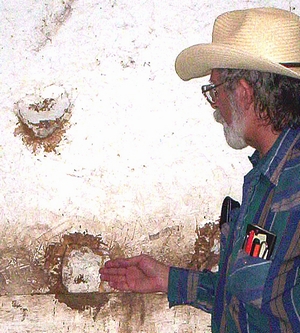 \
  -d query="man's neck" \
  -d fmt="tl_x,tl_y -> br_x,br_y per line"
247,124 -> 281,157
